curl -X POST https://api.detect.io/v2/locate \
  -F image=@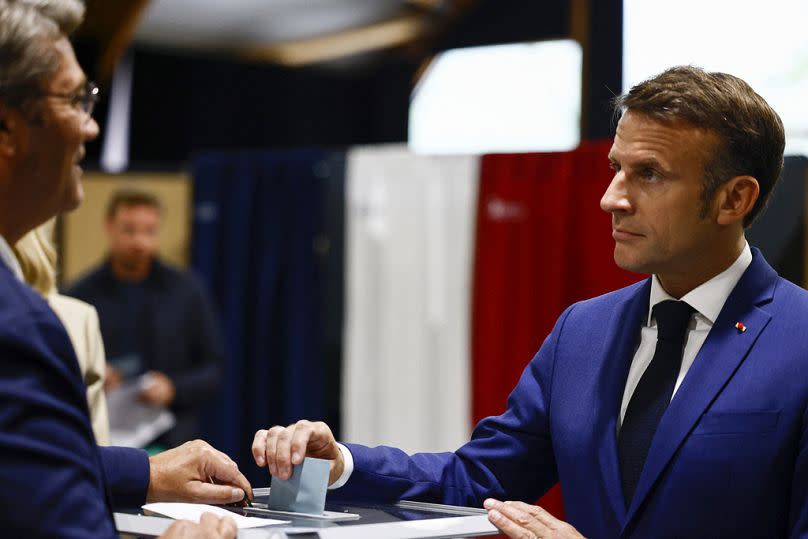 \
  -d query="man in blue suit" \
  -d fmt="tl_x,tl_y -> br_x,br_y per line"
254,66 -> 808,538
0,1 -> 251,537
